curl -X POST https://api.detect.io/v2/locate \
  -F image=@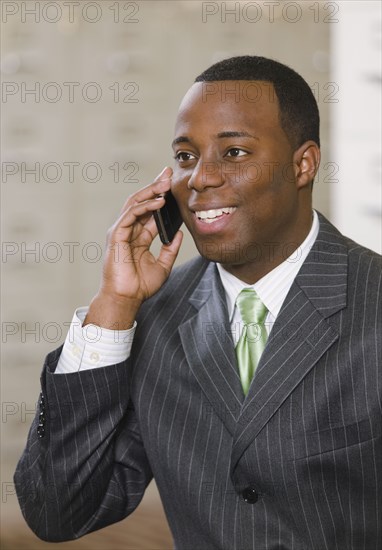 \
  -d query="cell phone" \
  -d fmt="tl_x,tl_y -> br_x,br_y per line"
153,191 -> 183,244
